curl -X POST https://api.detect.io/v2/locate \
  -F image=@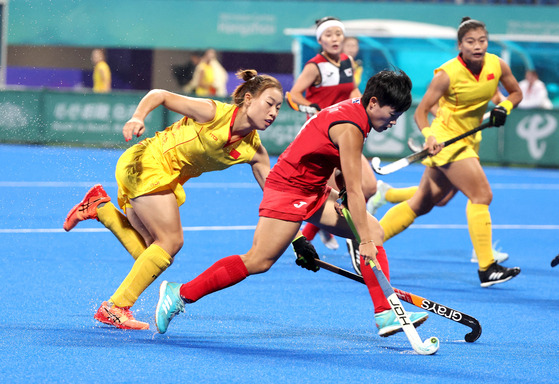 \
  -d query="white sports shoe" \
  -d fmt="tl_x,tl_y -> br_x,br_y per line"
366,180 -> 392,216
318,229 -> 339,250
471,241 -> 509,263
